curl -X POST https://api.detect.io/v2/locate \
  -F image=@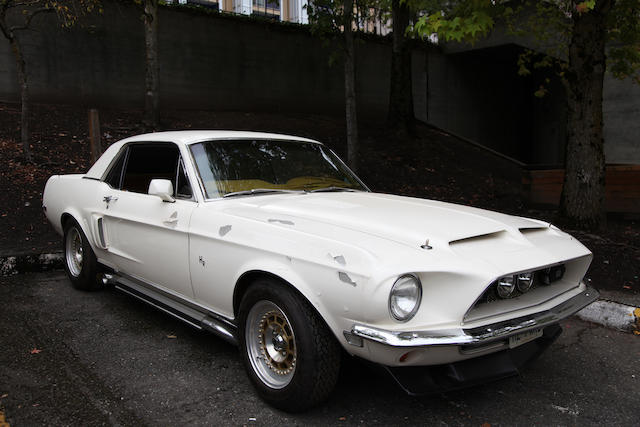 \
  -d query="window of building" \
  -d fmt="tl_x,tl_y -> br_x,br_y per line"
252,0 -> 280,19
186,0 -> 220,10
